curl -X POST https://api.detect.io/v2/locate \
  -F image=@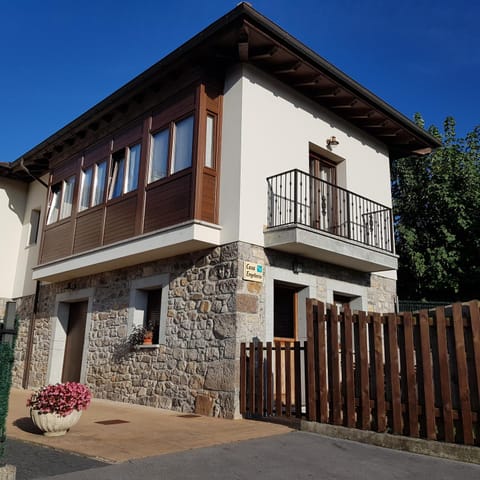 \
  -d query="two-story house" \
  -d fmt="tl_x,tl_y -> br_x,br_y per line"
1,3 -> 440,418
